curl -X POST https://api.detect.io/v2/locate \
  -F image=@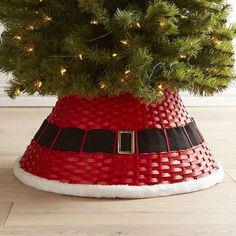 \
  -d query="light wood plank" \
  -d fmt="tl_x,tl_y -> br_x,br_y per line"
5,199 -> 236,226
0,156 -> 17,169
0,169 -> 15,184
0,170 -> 67,202
1,225 -> 236,236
